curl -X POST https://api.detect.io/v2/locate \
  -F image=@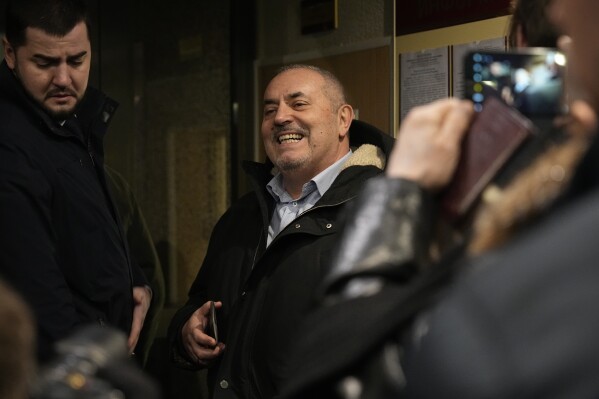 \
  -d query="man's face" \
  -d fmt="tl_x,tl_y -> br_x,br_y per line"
3,21 -> 91,120
261,68 -> 350,180
549,0 -> 599,112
